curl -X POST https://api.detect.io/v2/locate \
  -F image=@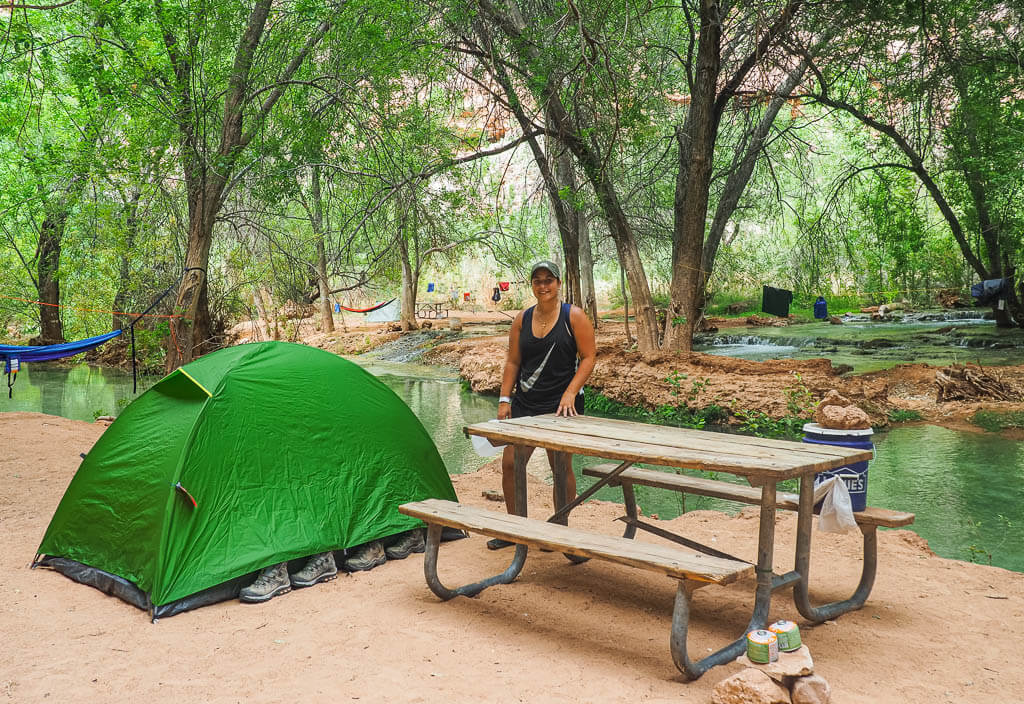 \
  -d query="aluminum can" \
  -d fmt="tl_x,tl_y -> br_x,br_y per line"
768,620 -> 802,652
746,629 -> 779,663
